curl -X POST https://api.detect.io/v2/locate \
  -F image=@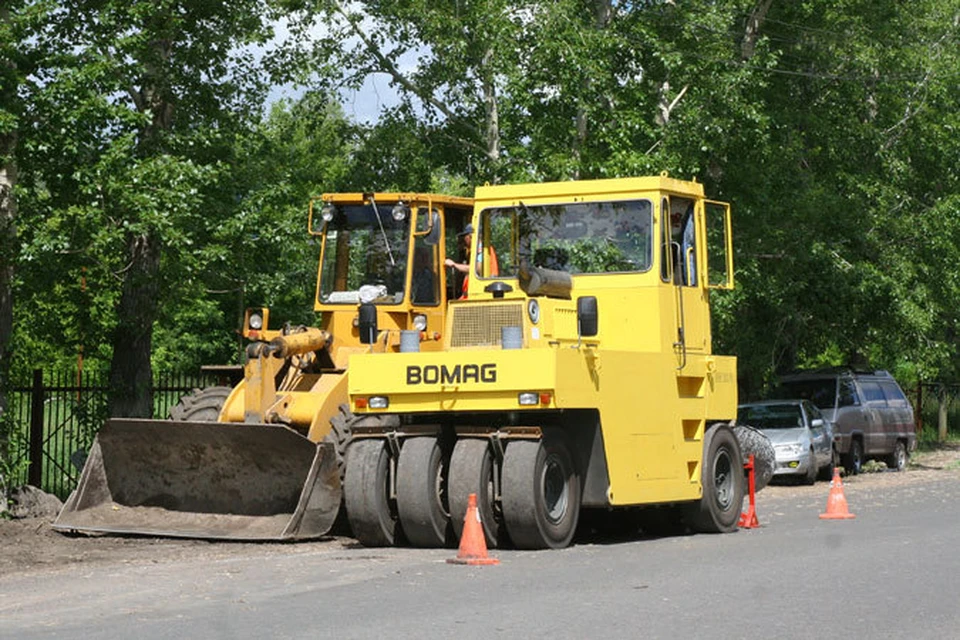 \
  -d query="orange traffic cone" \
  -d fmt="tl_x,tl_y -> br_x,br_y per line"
819,468 -> 856,520
447,493 -> 500,565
